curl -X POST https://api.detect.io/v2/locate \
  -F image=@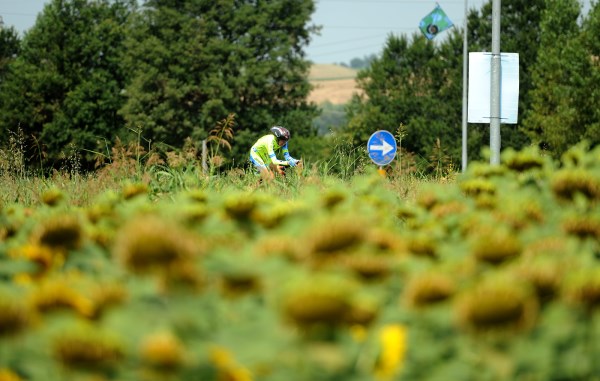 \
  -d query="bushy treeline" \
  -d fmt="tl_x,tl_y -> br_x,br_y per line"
345,0 -> 600,164
1,0 -> 599,174
0,0 -> 318,172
